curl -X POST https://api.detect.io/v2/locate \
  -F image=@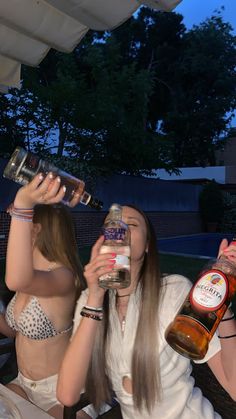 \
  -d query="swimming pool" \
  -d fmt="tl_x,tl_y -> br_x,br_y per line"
158,233 -> 235,258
